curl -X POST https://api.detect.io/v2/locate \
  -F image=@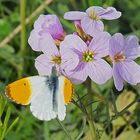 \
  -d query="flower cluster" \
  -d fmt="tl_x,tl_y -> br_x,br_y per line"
28,6 -> 140,91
